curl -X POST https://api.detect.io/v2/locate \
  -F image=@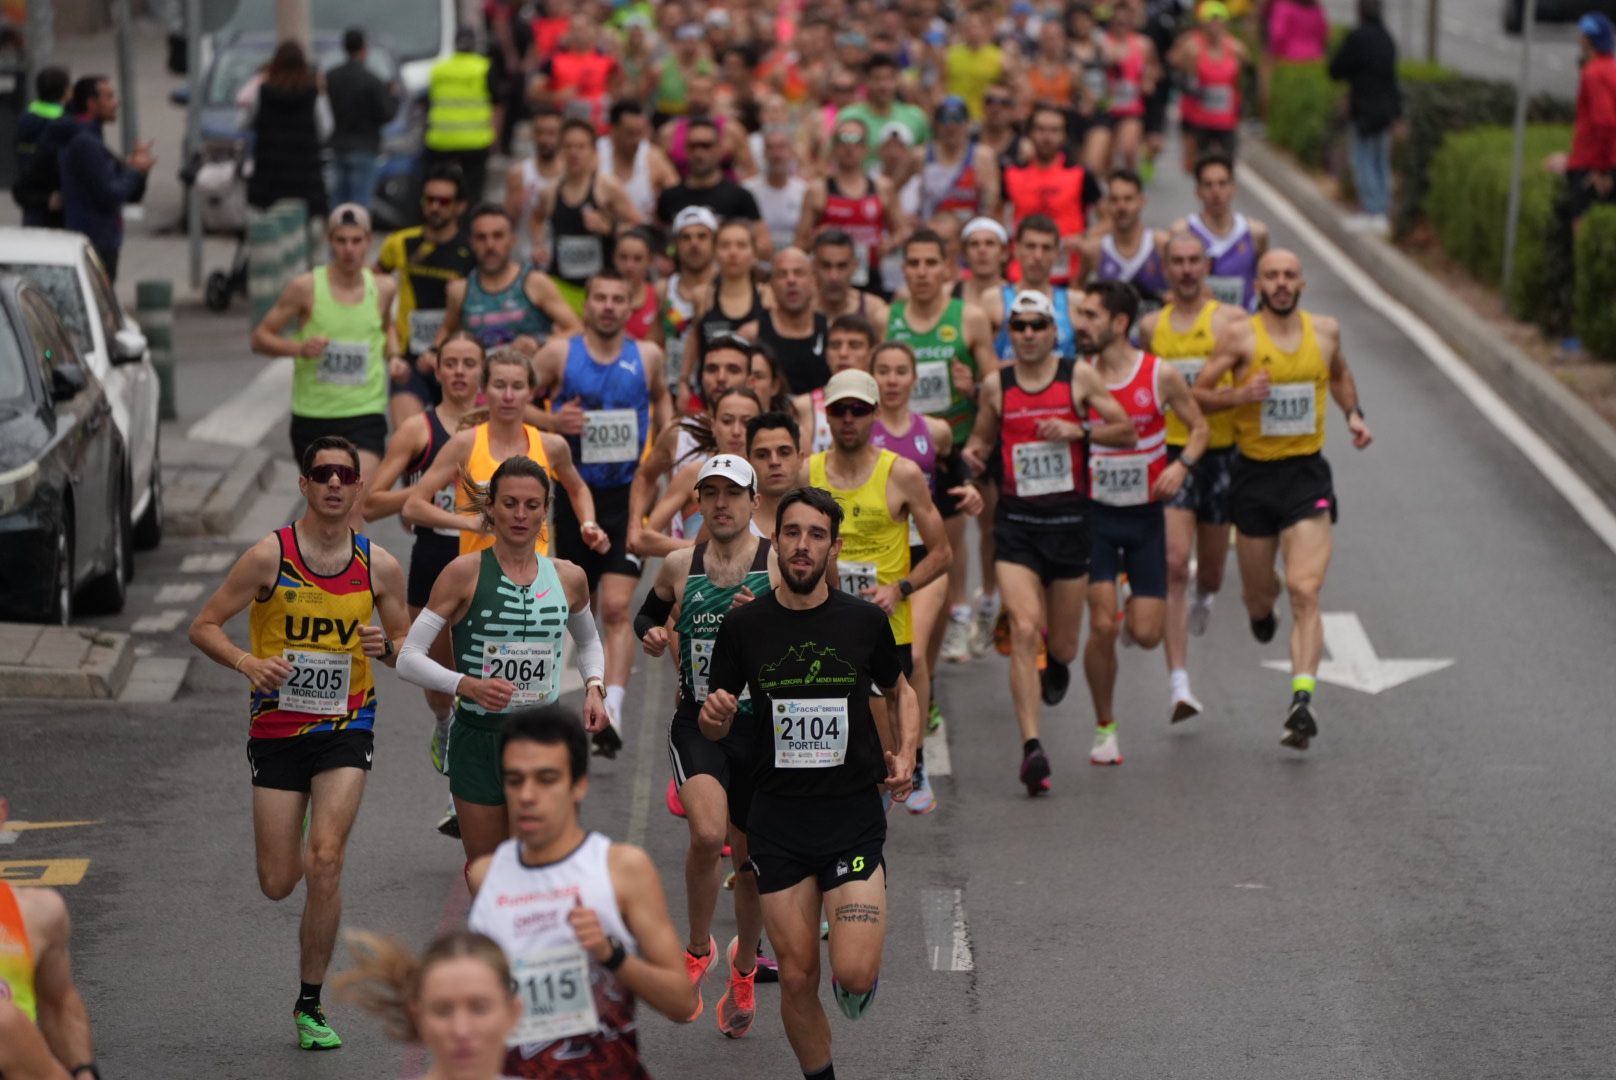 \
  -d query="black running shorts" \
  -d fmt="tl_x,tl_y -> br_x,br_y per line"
554,482 -> 642,590
289,412 -> 388,463
668,711 -> 754,827
1228,452 -> 1338,538
246,729 -> 374,792
993,510 -> 1091,585
1166,445 -> 1236,525
746,789 -> 887,896
1089,503 -> 1168,598
407,532 -> 461,608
